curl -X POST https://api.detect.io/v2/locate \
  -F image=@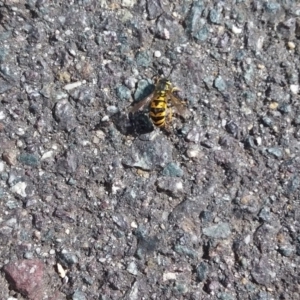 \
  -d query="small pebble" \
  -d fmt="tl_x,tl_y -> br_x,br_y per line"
106,105 -> 119,115
154,51 -> 161,58
2,150 -> 18,166
101,115 -> 109,122
16,140 -> 23,148
57,263 -> 67,278
63,81 -> 83,91
33,230 -> 41,240
287,41 -> 296,50
0,110 -> 6,120
122,0 -> 135,7
269,102 -> 278,110
131,221 -> 138,228
68,48 -> 76,57
162,162 -> 184,177
41,150 -> 54,160
214,75 -> 227,92
262,116 -> 273,127
124,77 -> 137,89
244,235 -> 251,244
267,147 -> 283,158
92,136 -> 99,144
256,136 -> 262,146
231,24 -> 242,34
19,153 -> 39,167
209,8 -> 221,24
196,262 -> 209,282
127,261 -> 138,275
278,244 -> 294,257
163,272 -> 176,281
186,145 -> 201,158
11,182 -> 27,197
95,130 -> 105,140
72,290 -> 86,300
115,85 -> 131,101
257,64 -> 265,69
290,84 -> 299,94
163,28 -> 170,40
6,200 -> 19,209
157,177 -> 183,197
203,222 -> 231,239
0,161 -> 5,172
